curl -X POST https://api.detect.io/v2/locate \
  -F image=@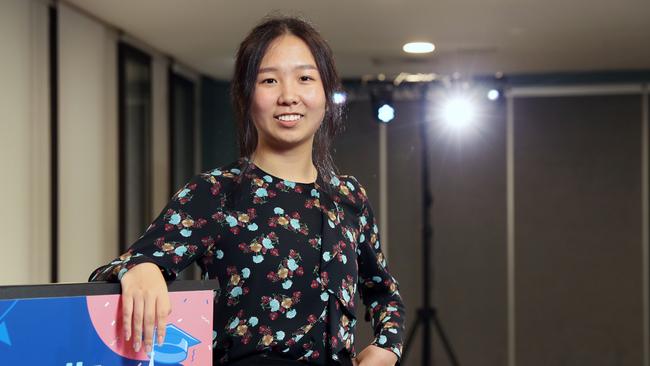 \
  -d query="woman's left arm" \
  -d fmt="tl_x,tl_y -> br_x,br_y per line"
352,177 -> 406,366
